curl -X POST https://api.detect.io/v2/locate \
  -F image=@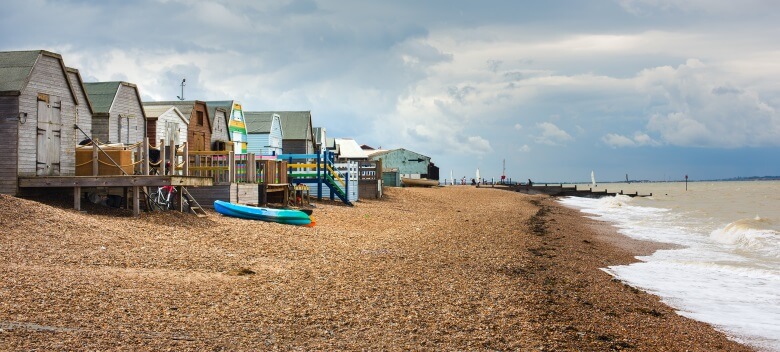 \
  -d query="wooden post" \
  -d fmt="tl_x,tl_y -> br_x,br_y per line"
135,142 -> 142,175
159,138 -> 166,175
74,186 -> 81,211
229,152 -> 236,183
247,153 -> 255,183
168,137 -> 175,175
182,142 -> 189,176
142,137 -> 149,175
260,183 -> 268,206
132,186 -> 140,217
194,151 -> 201,178
92,143 -> 99,176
